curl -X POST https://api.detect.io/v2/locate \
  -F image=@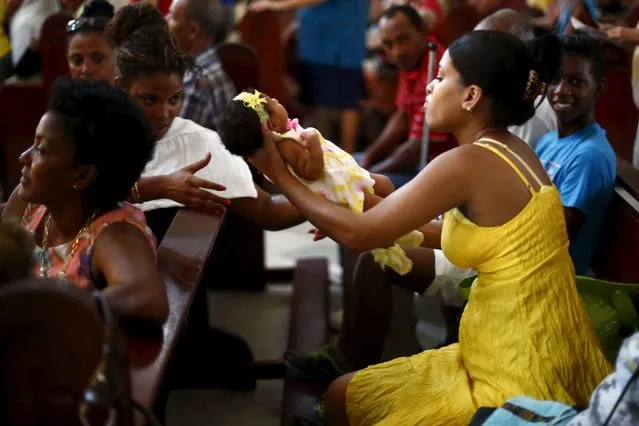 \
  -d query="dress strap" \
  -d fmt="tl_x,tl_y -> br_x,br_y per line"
475,138 -> 545,190
476,138 -> 545,187
473,139 -> 535,194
